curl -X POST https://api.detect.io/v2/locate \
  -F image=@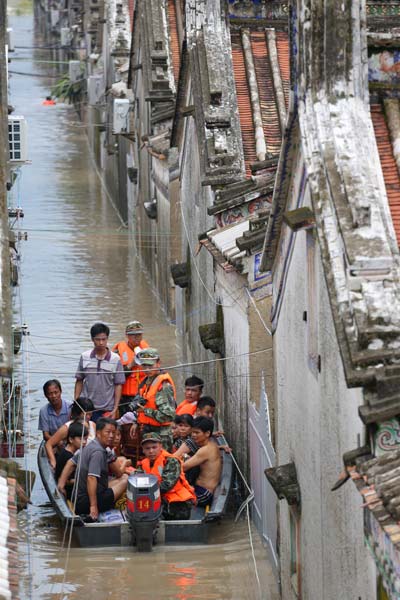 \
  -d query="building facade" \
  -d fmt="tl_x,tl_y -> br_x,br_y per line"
262,1 -> 400,598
